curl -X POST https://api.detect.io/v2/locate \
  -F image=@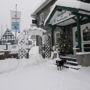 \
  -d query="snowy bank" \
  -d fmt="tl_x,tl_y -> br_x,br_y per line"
0,59 -> 90,90
0,59 -> 19,74
0,46 -> 45,74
